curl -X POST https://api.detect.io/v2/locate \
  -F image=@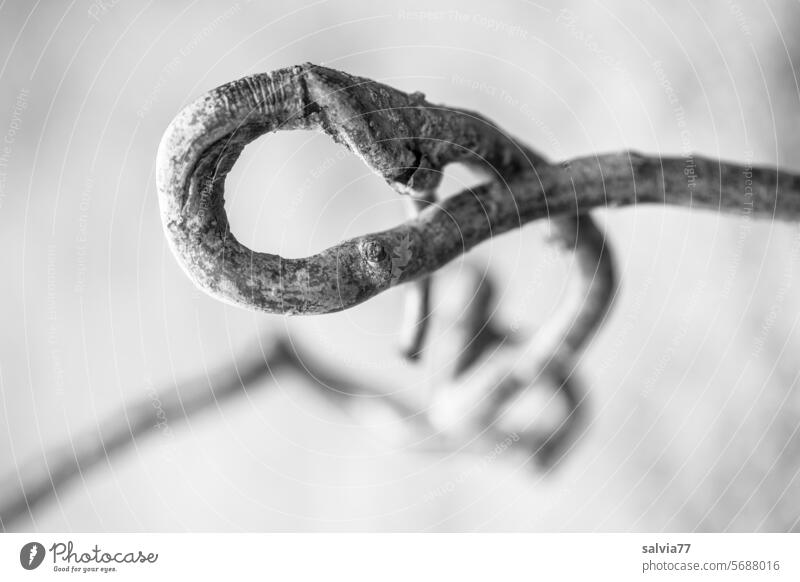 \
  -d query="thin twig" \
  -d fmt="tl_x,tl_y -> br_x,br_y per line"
0,334 -> 433,530
0,337 -> 284,529
483,214 -> 617,468
398,194 -> 434,359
